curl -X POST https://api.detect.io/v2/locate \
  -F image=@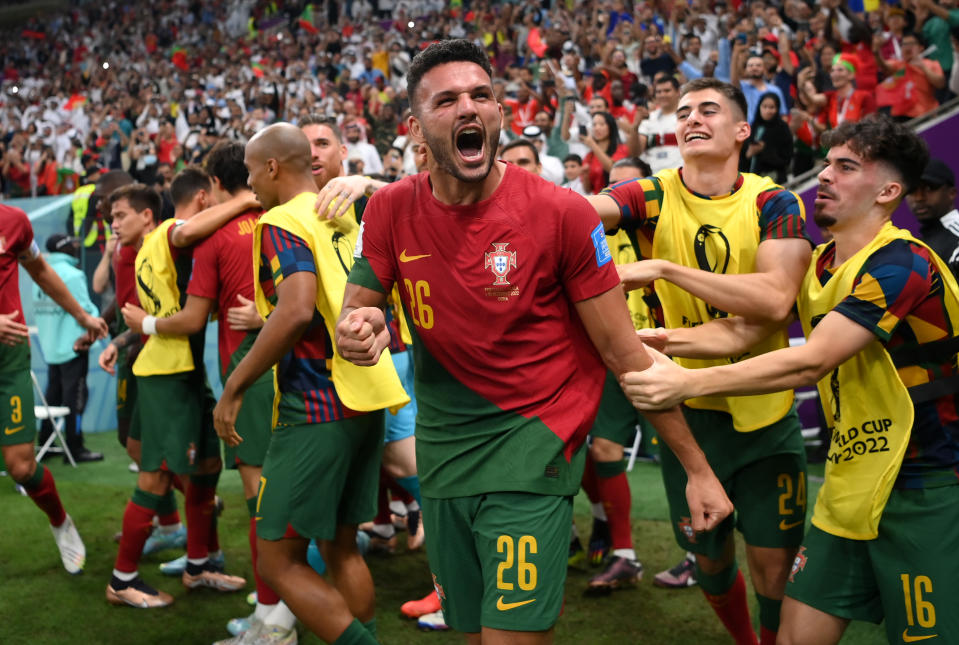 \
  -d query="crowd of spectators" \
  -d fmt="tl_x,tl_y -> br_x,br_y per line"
1,0 -> 958,200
